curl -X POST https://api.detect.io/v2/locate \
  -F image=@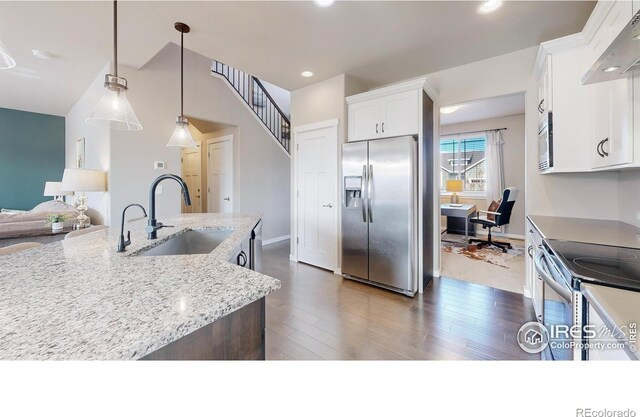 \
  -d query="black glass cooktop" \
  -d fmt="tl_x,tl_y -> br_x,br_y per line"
544,239 -> 640,292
